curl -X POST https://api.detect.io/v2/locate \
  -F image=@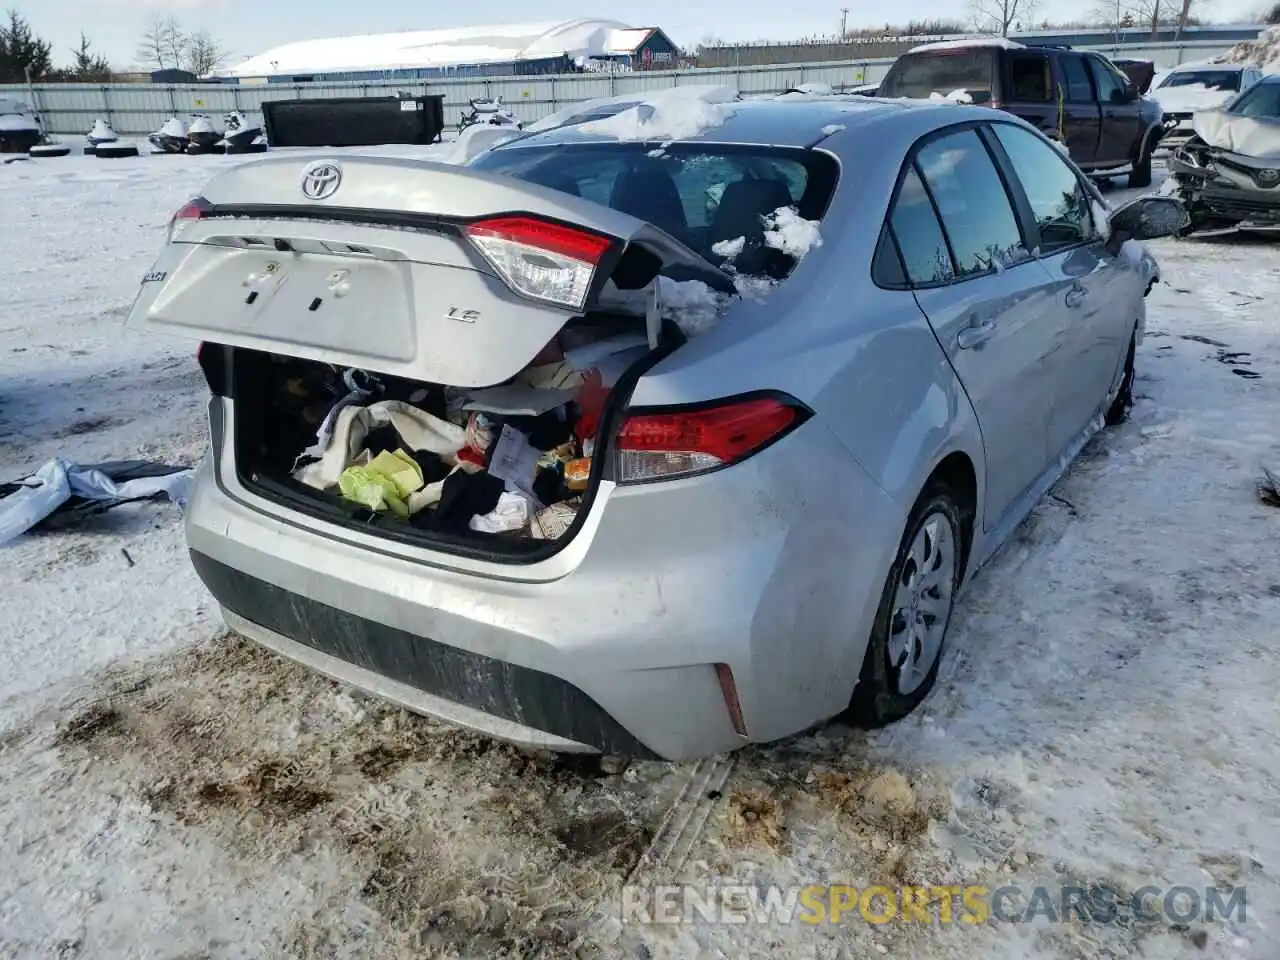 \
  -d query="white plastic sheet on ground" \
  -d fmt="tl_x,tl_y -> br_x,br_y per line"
0,459 -> 193,546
